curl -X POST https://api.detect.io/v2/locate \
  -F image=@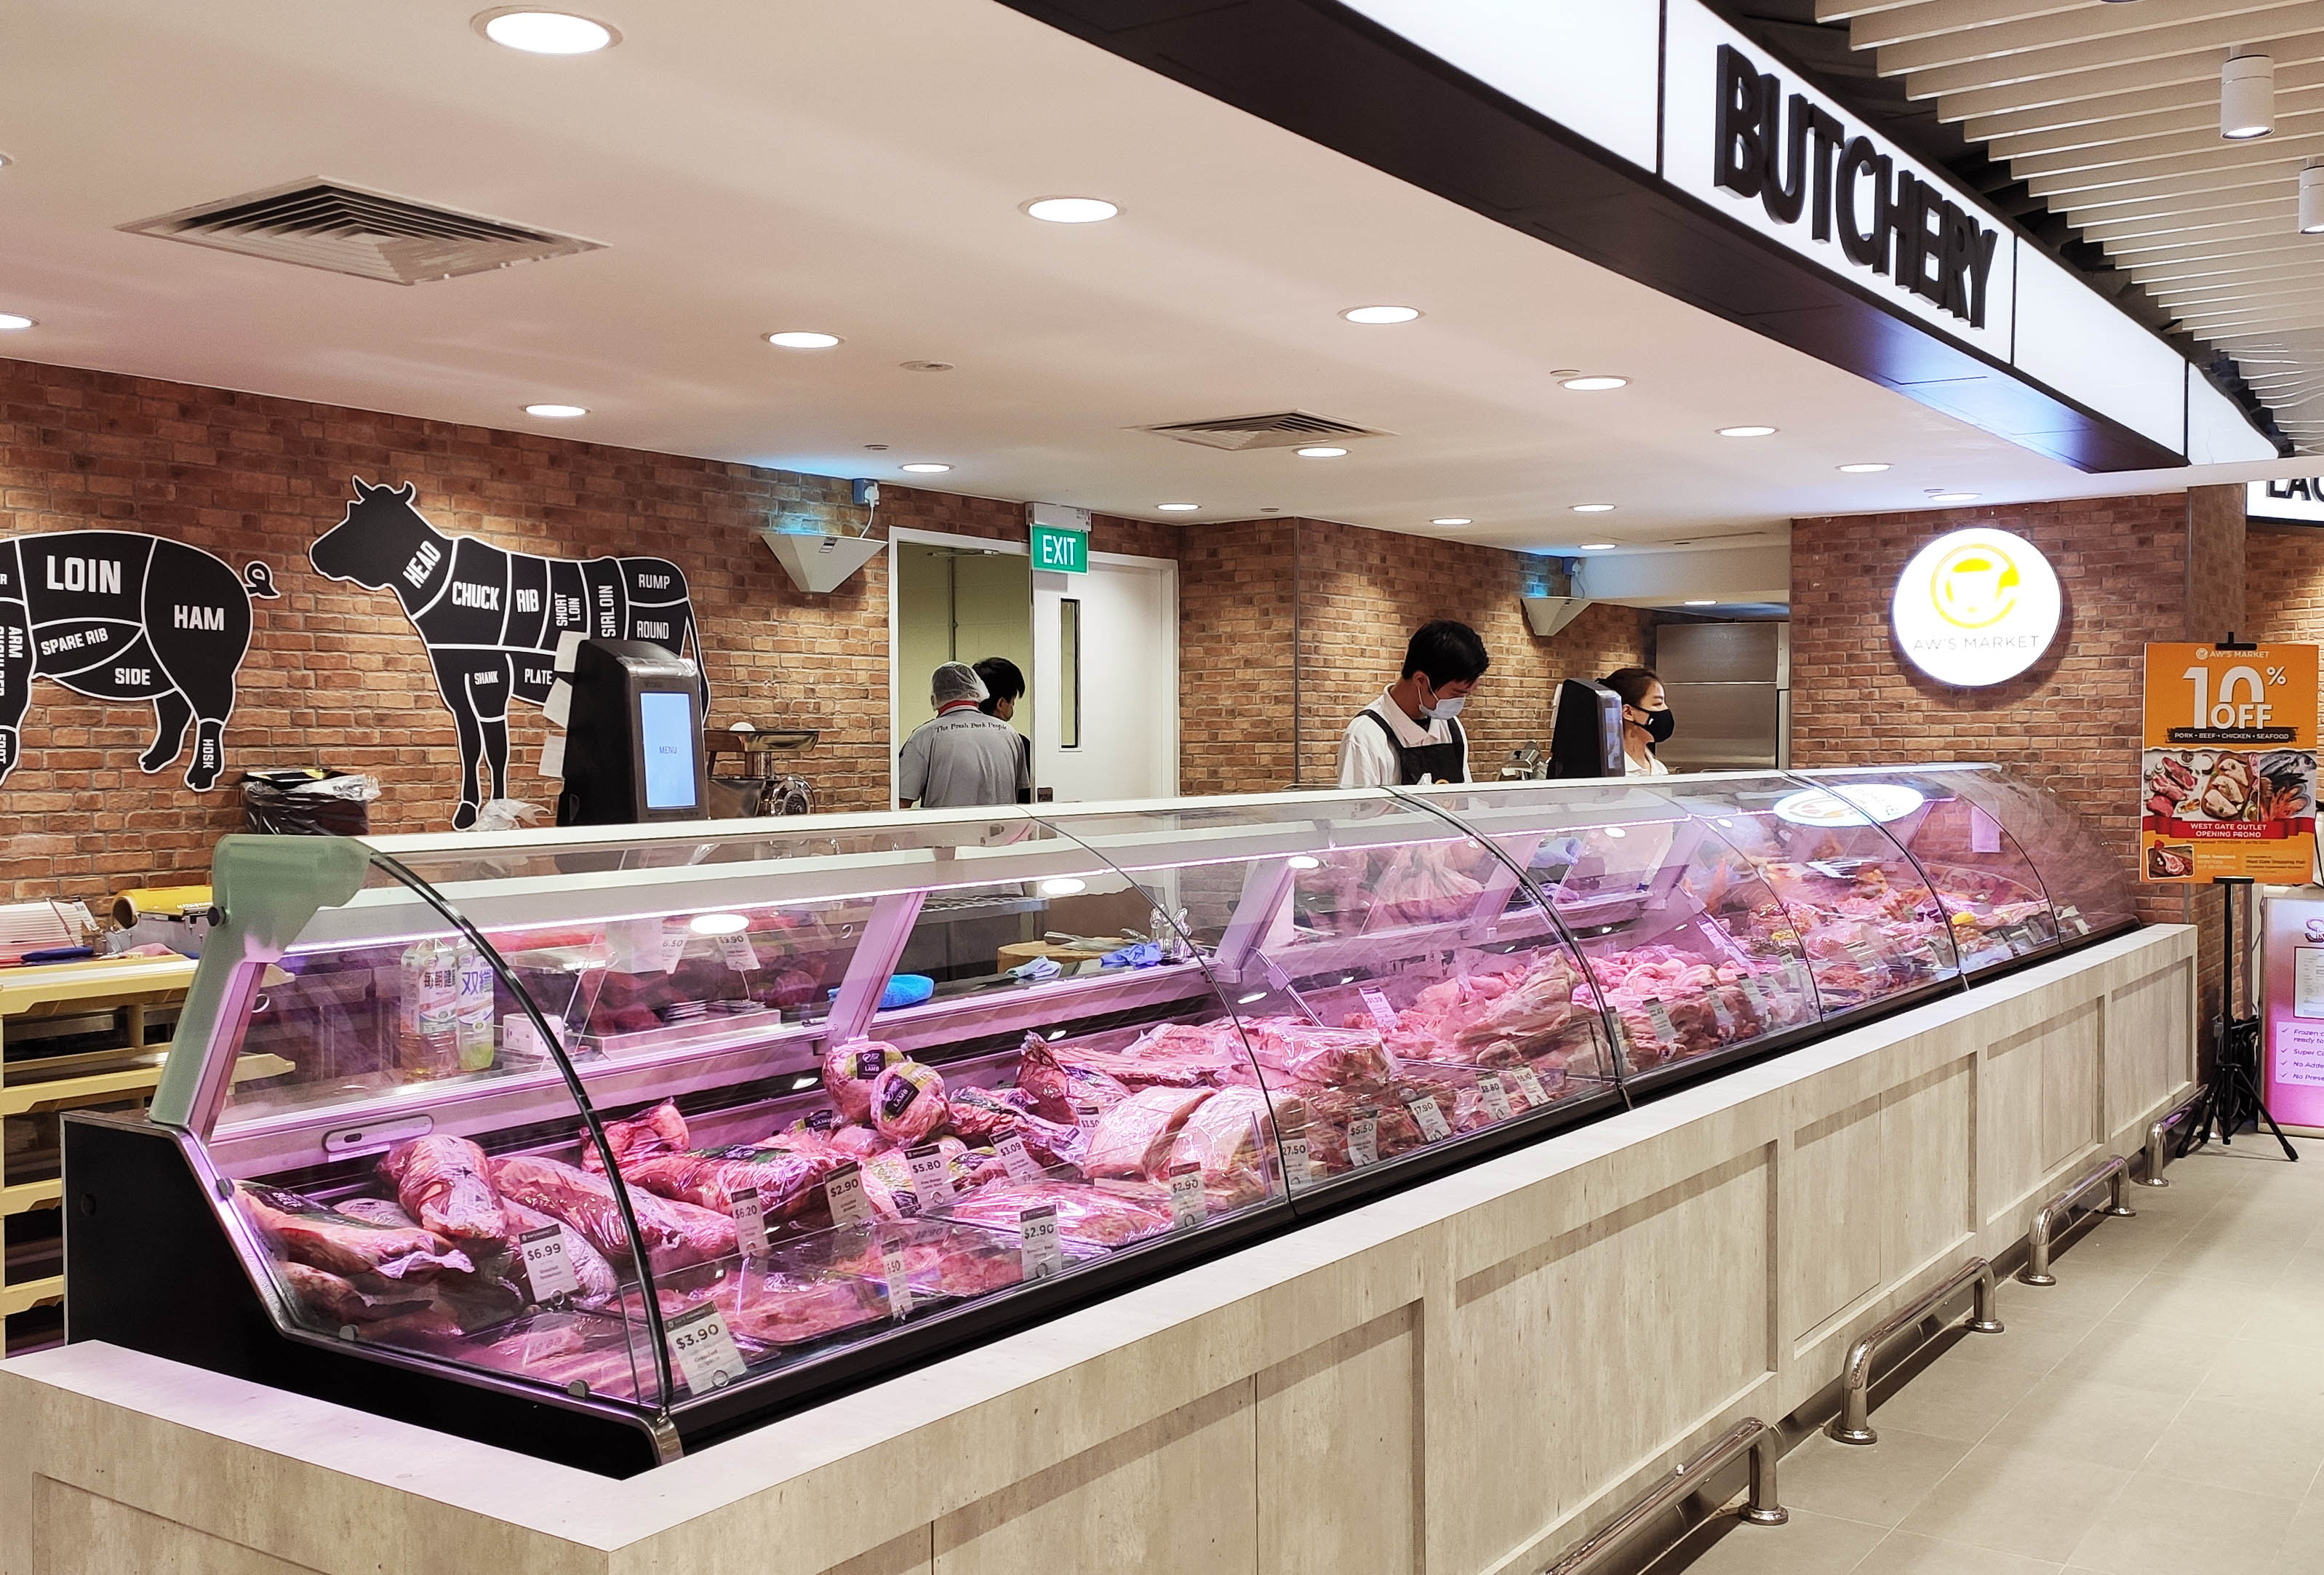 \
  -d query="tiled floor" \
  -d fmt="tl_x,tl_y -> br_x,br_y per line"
1658,1141 -> 2324,1575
